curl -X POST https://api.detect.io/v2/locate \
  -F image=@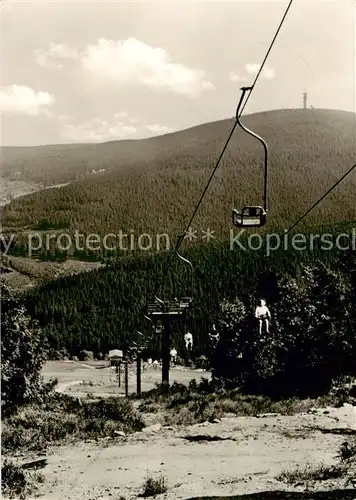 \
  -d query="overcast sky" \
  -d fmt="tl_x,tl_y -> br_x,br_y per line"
1,0 -> 355,146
